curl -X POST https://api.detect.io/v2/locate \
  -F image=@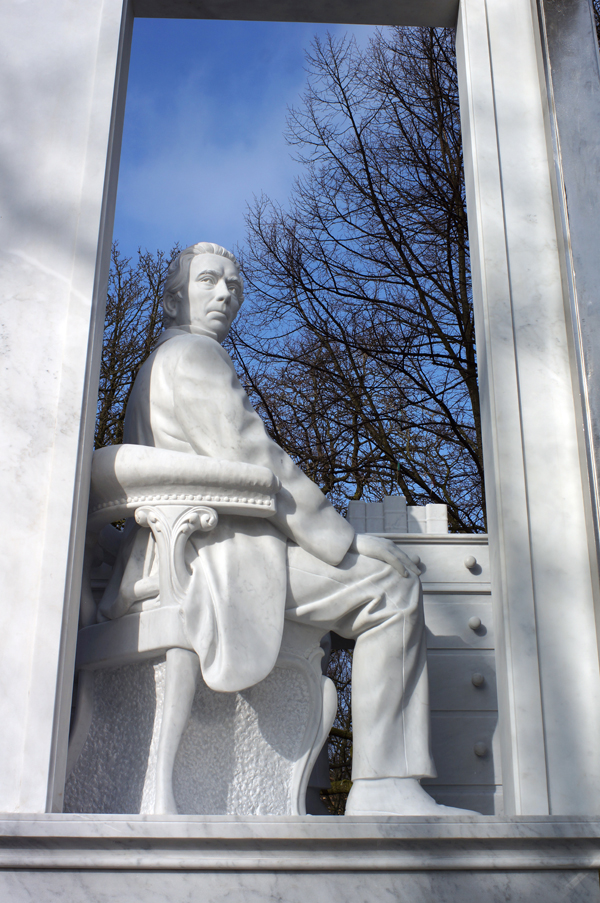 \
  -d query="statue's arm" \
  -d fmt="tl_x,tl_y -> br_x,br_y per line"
172,336 -> 354,566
